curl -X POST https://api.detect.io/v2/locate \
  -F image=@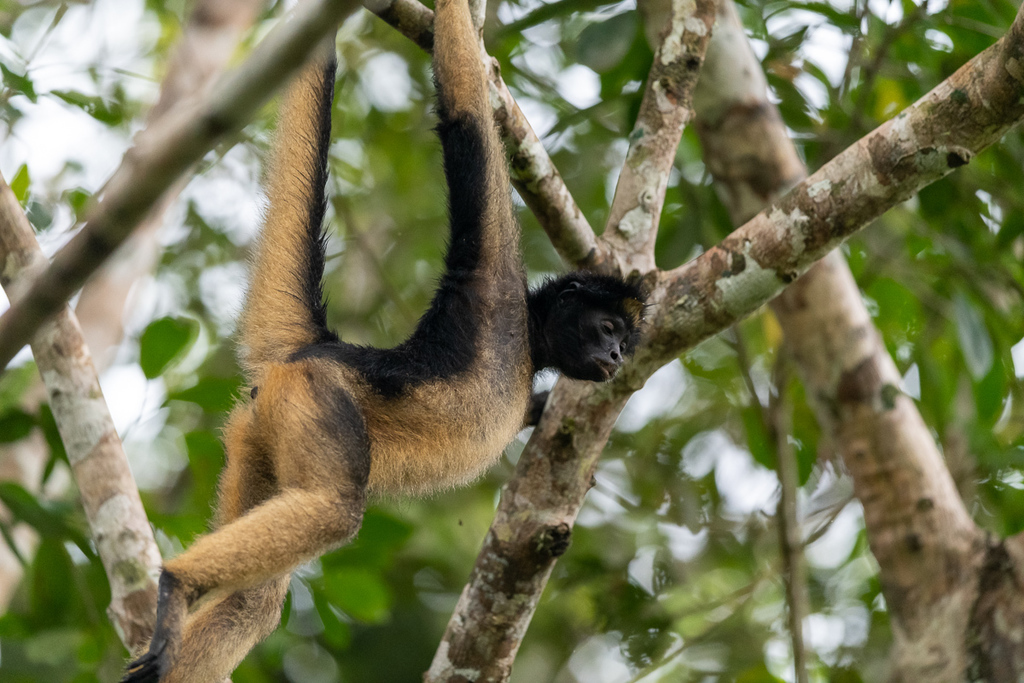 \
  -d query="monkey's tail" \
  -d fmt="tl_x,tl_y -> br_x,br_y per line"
238,43 -> 338,377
